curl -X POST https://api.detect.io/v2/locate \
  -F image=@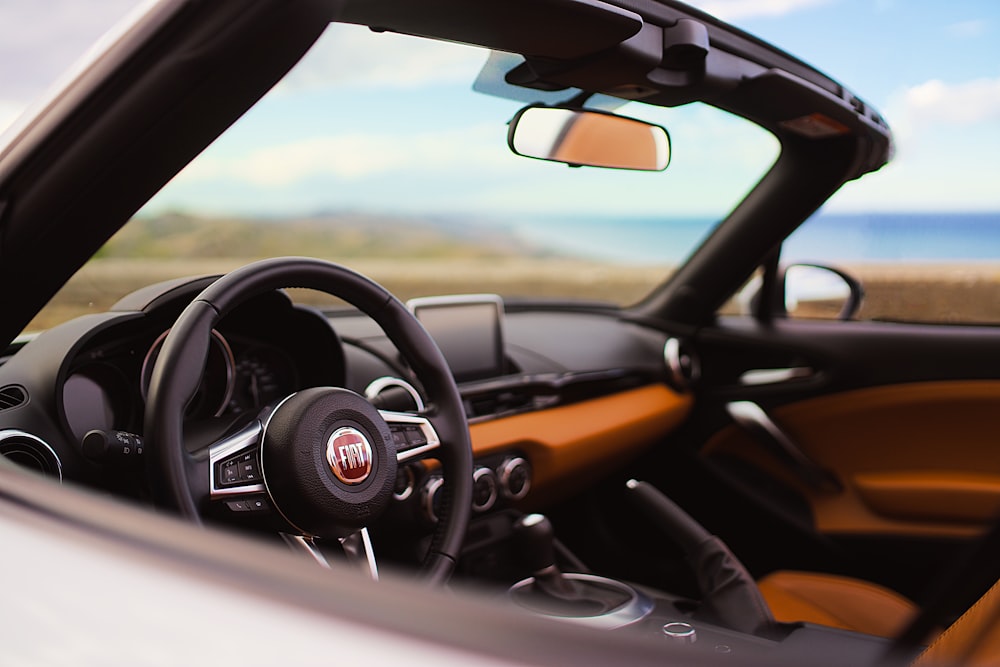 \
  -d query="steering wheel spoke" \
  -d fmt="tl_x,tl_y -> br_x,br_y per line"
339,527 -> 379,581
282,529 -> 379,580
380,410 -> 441,463
282,533 -> 332,568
